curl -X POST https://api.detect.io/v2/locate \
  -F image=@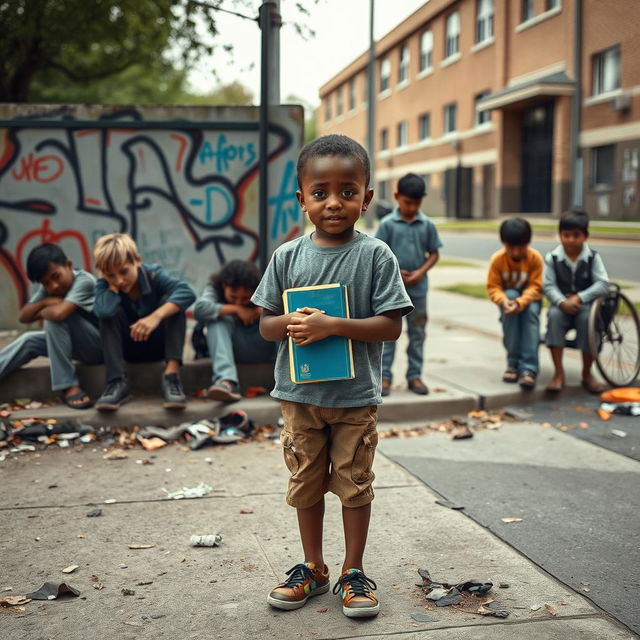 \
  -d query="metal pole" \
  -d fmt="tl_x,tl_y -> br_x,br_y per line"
366,0 -> 376,226
570,0 -> 583,209
268,0 -> 281,105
